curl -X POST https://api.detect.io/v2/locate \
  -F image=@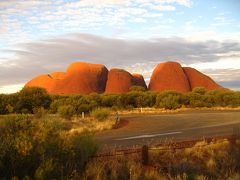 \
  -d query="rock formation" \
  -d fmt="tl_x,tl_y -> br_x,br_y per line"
25,61 -> 223,94
105,69 -> 146,94
25,74 -> 57,93
132,73 -> 147,90
148,61 -> 191,92
183,67 -> 222,90
25,62 -> 108,94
